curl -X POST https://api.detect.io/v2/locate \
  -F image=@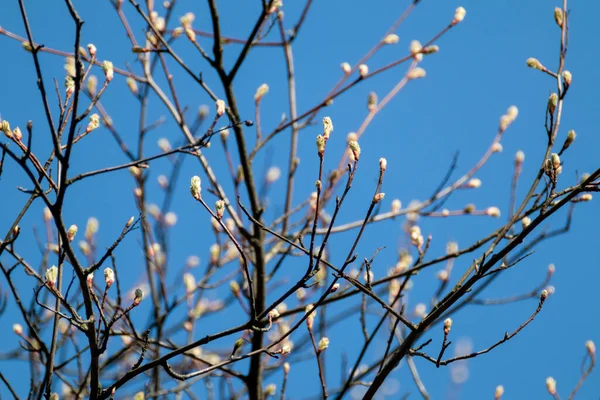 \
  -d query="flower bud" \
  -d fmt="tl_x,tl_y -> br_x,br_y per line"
348,140 -> 361,161
562,130 -> 576,151
190,176 -> 202,200
494,385 -> 504,400
13,127 -> 22,141
264,383 -> 277,396
215,200 -> 225,219
13,324 -> 23,335
526,58 -> 544,71
359,64 -> 368,78
379,157 -> 387,172
383,34 -> 399,44
443,318 -> 453,334
215,99 -> 226,117
305,304 -> 316,330
545,377 -> 556,395
579,193 -> 592,202
562,70 -> 572,86
407,67 -> 426,80
283,362 -> 290,374
554,7 -> 564,28
330,283 -> 340,293
463,203 -> 475,214
87,75 -> 97,95
391,199 -> 401,213
521,216 -> 531,228
104,267 -> 115,287
373,193 -> 385,204
340,62 -> 351,75
67,224 -> 78,242
318,337 -> 330,351
540,289 -> 548,302
515,150 -> 525,166
485,206 -> 501,218
453,7 -> 466,24
367,92 -> 377,112
548,93 -> 558,114
102,60 -> 114,82
316,135 -> 326,155
266,166 -> 281,184
422,45 -> 440,54
586,340 -> 596,357
87,43 -> 97,57
45,266 -> 58,287
86,272 -> 94,289
466,178 -> 481,188
254,84 -> 269,101
323,116 -> 333,139
492,143 -> 503,153
409,40 -> 422,56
